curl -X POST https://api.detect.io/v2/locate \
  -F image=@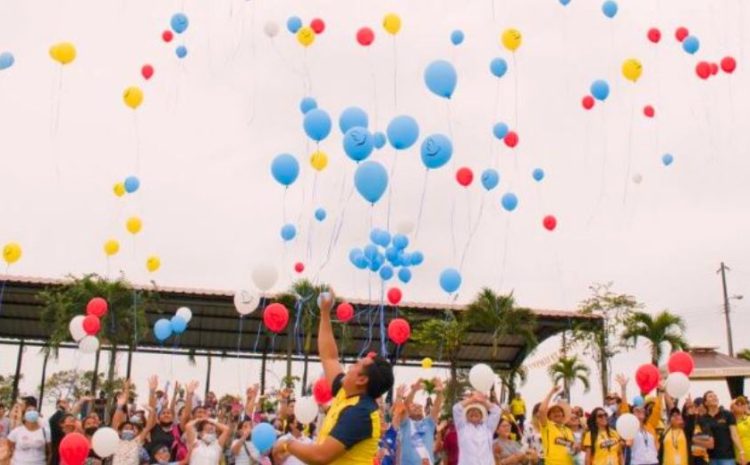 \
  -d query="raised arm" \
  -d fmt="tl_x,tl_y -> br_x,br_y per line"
185,419 -> 198,447
404,380 -> 422,410
391,384 -> 408,427
647,390 -> 663,430
317,290 -> 343,385
244,385 -> 259,421
615,374 -> 630,415
112,390 -> 128,431
182,381 -> 199,430
539,385 -> 562,427
431,378 -> 445,423
137,406 -> 157,443
215,420 -> 232,448
231,422 -> 252,456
